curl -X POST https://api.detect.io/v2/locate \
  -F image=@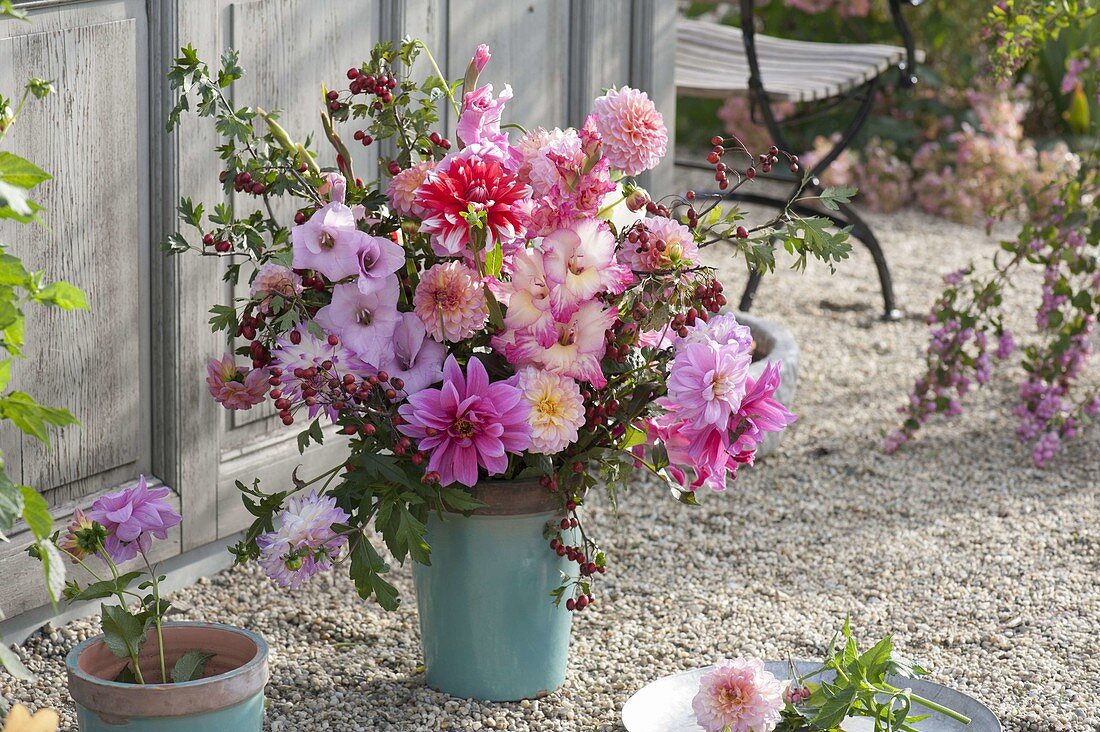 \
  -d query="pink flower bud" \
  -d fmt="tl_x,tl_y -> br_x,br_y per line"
472,44 -> 491,74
